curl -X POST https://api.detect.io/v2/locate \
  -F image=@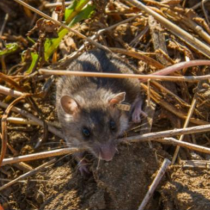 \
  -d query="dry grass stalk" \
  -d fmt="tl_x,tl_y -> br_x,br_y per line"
0,101 -> 64,139
40,59 -> 210,82
127,0 -> 210,58
0,158 -> 56,191
7,117 -> 41,125
162,137 -> 210,155
1,95 -> 29,166
3,124 -> 210,166
181,160 -> 210,168
0,85 -> 23,98
138,158 -> 171,210
151,81 -> 189,108
140,83 -> 208,125
1,147 -> 84,166
172,92 -> 198,164
44,1 -> 71,8
110,47 -> 164,69
120,124 -> 210,146
39,69 -> 210,82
